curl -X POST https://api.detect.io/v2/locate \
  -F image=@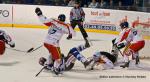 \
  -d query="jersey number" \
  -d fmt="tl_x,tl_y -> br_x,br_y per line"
48,29 -> 57,34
